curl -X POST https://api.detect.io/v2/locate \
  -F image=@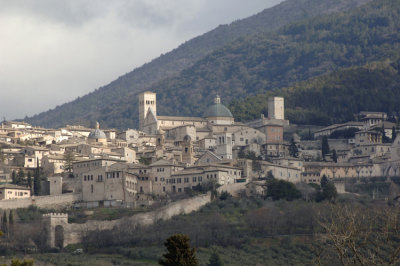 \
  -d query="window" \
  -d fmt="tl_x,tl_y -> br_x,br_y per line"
193,177 -> 197,182
155,177 -> 158,182
91,184 -> 94,193
184,178 -> 189,183
199,176 -> 202,182
177,178 -> 182,183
